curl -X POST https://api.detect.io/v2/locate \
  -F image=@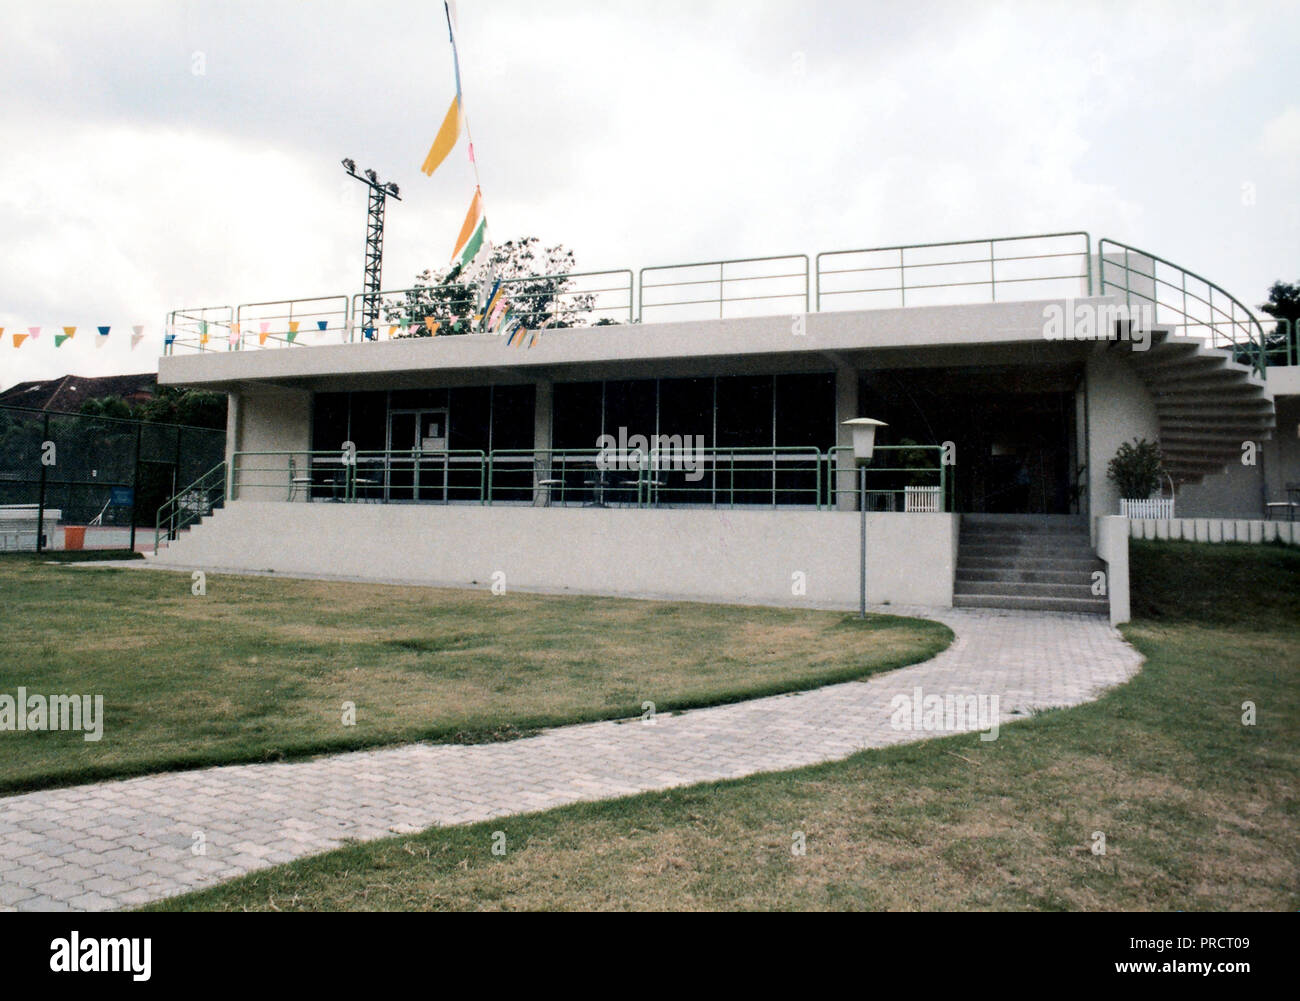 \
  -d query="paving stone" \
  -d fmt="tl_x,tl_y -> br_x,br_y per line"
0,607 -> 1142,911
